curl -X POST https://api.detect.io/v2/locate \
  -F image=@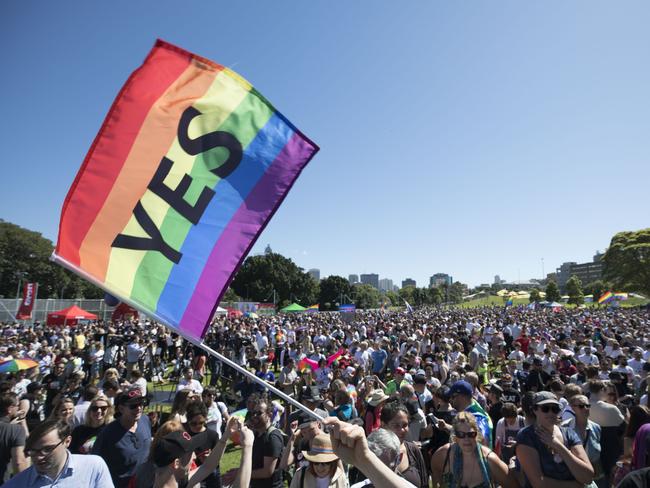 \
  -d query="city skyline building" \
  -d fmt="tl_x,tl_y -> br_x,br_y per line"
308,268 -> 320,281
402,278 -> 416,288
360,273 -> 379,289
378,278 -> 393,292
348,274 -> 359,284
430,273 -> 453,288
555,252 -> 603,293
